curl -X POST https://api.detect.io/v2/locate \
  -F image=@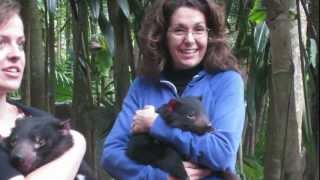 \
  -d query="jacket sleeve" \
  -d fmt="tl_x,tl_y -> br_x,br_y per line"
150,71 -> 245,171
100,78 -> 168,179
